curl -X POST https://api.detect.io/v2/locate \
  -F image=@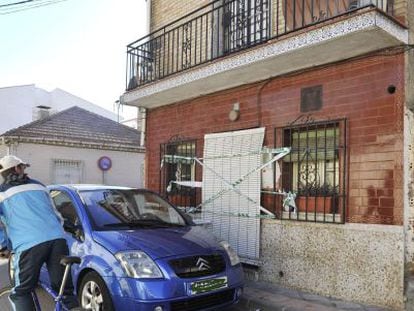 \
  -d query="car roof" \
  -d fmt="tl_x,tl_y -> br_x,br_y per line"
48,184 -> 134,191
